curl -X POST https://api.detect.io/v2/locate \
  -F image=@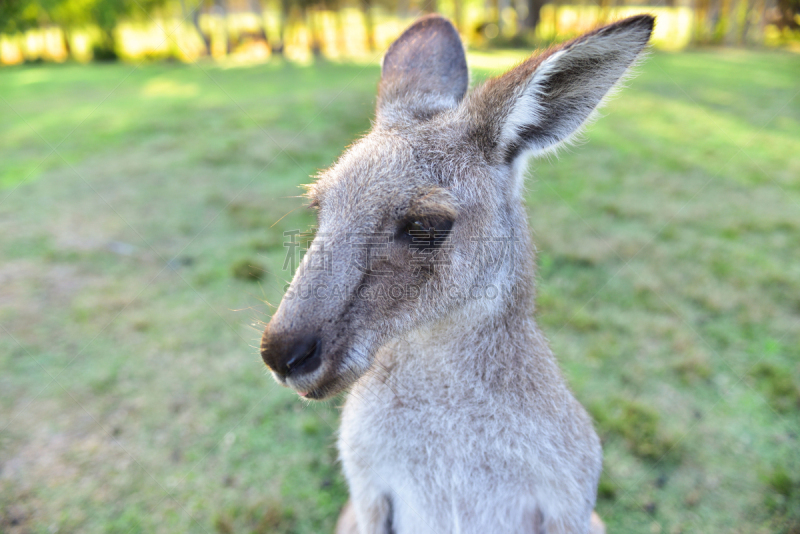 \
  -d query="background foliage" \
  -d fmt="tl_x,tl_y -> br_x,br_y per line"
1,0 -> 800,64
